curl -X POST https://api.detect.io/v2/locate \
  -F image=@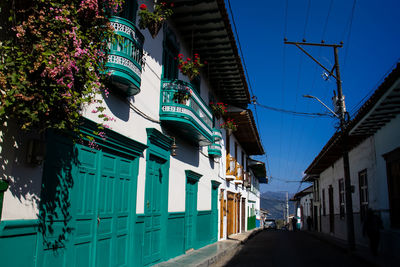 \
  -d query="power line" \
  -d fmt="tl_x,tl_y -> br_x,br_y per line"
226,0 -> 254,98
302,0 -> 312,39
256,102 -> 332,117
343,0 -> 357,69
321,0 -> 333,40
